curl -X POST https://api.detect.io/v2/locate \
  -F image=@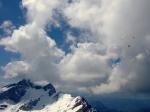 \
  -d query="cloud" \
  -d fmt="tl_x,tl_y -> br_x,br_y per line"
0,0 -> 64,84
62,0 -> 150,94
60,43 -> 109,84
22,0 -> 62,28
0,20 -> 16,35
1,0 -> 150,95
2,61 -> 30,78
